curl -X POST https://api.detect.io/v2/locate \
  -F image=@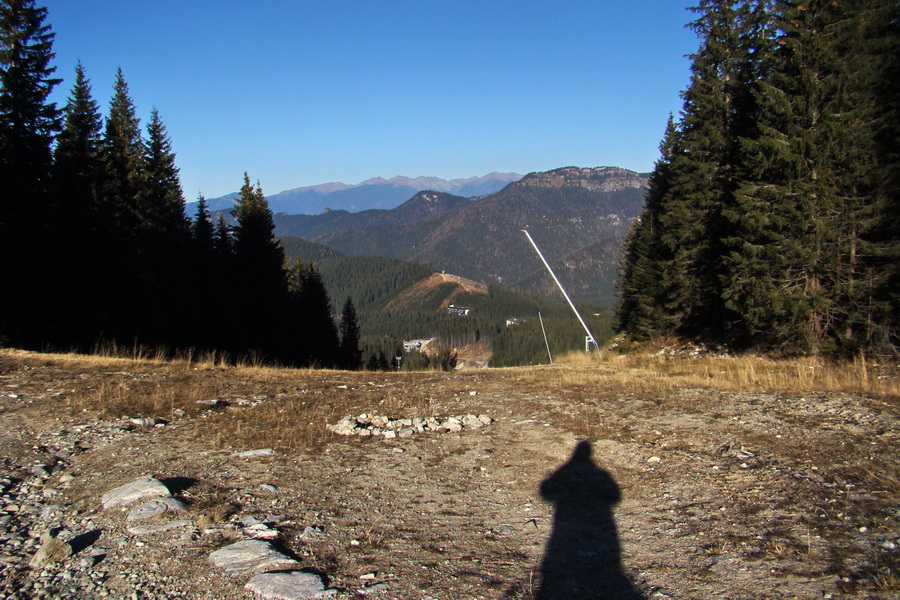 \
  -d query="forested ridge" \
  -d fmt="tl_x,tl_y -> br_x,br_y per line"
617,0 -> 899,357
0,0 -> 359,368
281,250 -> 615,368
